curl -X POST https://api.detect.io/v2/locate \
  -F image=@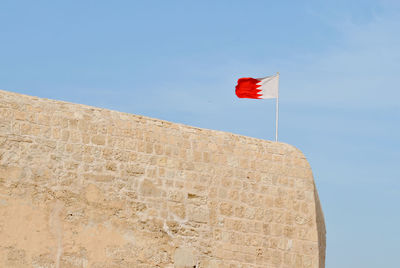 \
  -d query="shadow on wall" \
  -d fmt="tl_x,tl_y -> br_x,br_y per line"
313,182 -> 326,268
